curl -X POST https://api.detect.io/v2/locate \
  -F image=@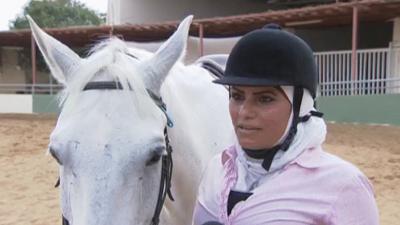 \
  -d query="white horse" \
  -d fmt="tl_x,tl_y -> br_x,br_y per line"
28,15 -> 233,225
